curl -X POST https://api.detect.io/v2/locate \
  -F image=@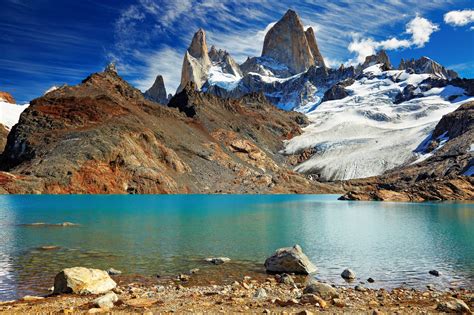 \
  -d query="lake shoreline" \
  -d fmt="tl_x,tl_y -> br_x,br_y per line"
1,270 -> 472,313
